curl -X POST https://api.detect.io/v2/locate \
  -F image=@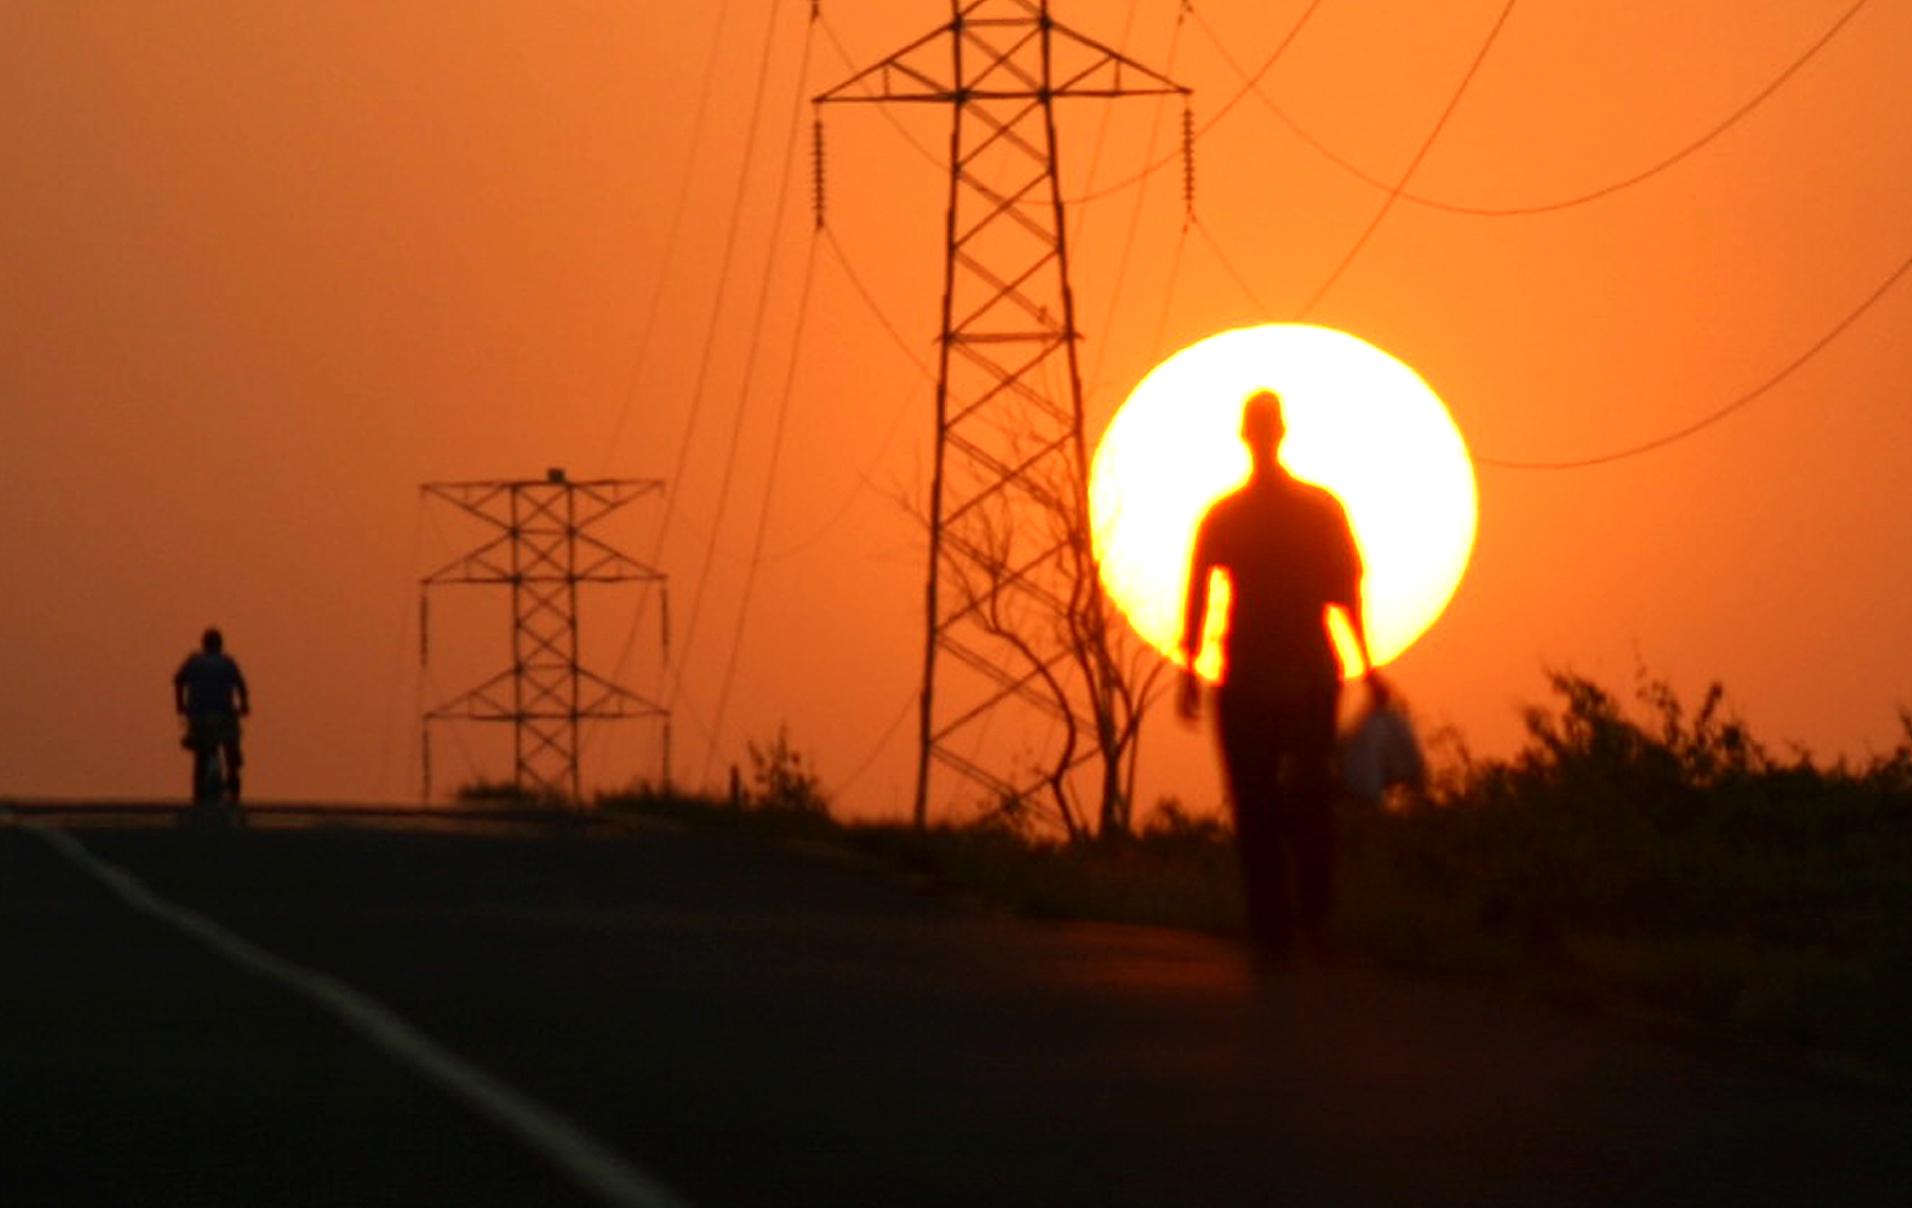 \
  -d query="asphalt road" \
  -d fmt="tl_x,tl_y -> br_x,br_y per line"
4,808 -> 1909,1207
